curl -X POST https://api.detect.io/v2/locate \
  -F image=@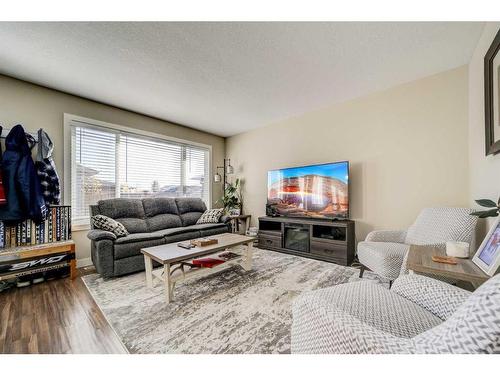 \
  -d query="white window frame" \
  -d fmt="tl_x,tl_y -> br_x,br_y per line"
63,113 -> 212,230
